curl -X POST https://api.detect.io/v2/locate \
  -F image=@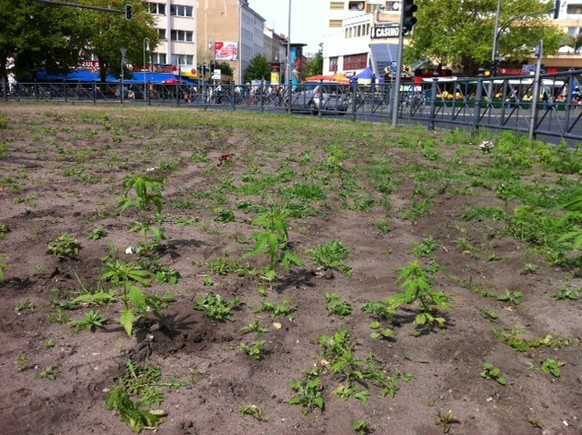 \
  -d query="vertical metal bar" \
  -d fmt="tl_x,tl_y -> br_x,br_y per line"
474,73 -> 484,132
529,41 -> 543,140
391,10 -> 406,127
428,78 -> 438,130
